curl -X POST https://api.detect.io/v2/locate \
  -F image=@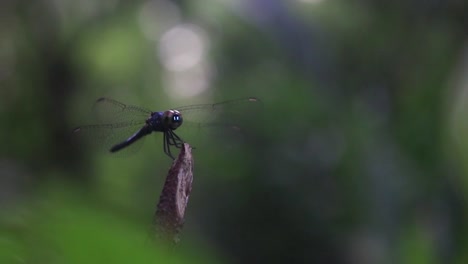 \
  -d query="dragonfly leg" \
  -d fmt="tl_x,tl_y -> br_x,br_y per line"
167,130 -> 184,148
163,131 -> 175,159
